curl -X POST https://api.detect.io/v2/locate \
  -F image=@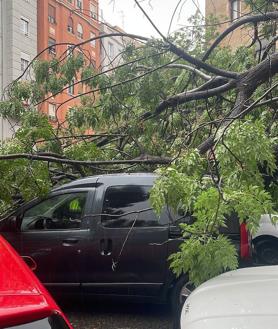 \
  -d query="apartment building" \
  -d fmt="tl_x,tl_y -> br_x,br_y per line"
205,0 -> 250,49
0,0 -> 37,141
100,22 -> 142,73
37,0 -> 100,124
100,23 -> 127,71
